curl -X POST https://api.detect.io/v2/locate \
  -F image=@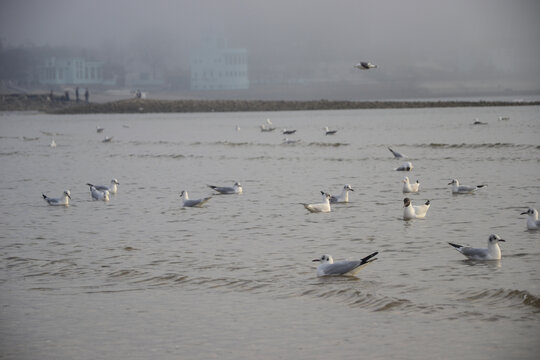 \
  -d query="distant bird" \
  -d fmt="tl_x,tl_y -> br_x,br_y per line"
88,185 -> 109,201
402,177 -> 420,193
49,139 -> 57,148
448,234 -> 505,260
395,162 -> 413,171
354,62 -> 378,70
328,185 -> 354,203
312,252 -> 378,276
324,127 -> 337,135
208,182 -> 243,195
301,192 -> 331,213
282,138 -> 300,144
86,179 -> 119,194
388,147 -> 406,158
96,126 -> 104,133
282,128 -> 296,135
498,116 -> 510,121
102,136 -> 113,143
260,122 -> 276,132
42,190 -> 71,206
180,191 -> 212,207
472,118 -> 487,125
521,208 -> 540,230
235,124 -> 241,131
448,179 -> 486,194
403,198 -> 430,220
